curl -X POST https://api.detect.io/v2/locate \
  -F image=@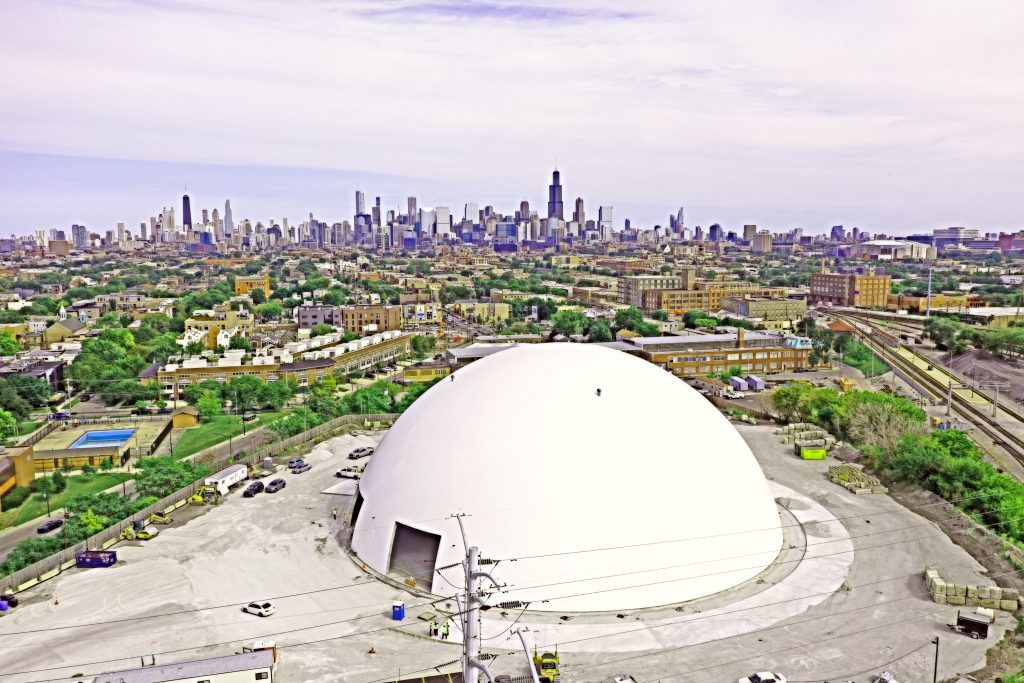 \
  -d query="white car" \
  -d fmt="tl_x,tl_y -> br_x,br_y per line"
242,601 -> 276,617
348,446 -> 375,460
738,673 -> 787,683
